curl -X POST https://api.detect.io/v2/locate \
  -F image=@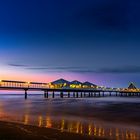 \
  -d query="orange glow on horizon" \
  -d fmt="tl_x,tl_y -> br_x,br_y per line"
0,73 -> 58,83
